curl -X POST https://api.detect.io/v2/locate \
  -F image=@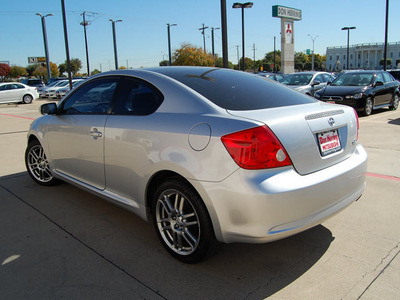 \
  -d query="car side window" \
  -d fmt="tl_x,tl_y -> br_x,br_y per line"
382,72 -> 393,83
314,74 -> 324,83
61,77 -> 119,115
112,77 -> 163,115
375,73 -> 384,84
